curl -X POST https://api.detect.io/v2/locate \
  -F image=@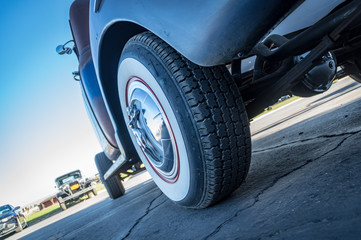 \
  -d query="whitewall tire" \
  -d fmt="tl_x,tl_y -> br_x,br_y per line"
117,32 -> 251,208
